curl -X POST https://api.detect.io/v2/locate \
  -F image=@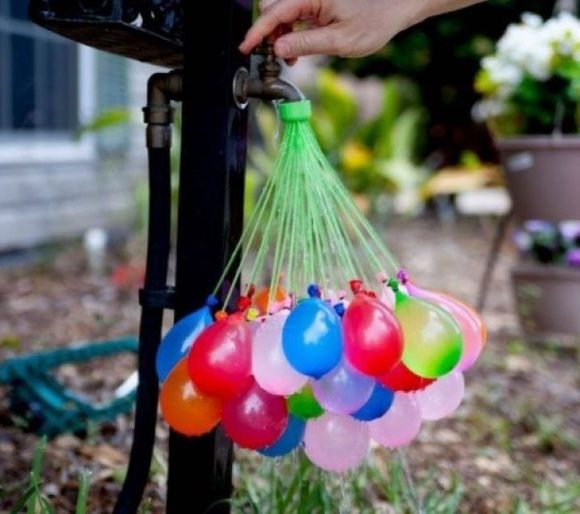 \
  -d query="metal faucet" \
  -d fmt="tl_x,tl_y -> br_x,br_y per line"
233,42 -> 304,108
